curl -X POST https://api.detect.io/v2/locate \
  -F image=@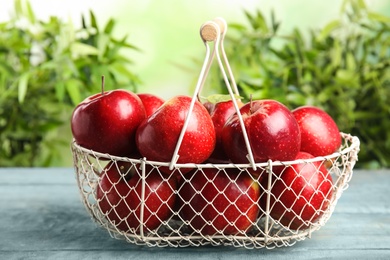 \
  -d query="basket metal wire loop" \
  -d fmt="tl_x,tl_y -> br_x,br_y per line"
71,18 -> 361,249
